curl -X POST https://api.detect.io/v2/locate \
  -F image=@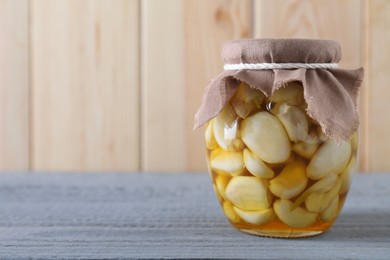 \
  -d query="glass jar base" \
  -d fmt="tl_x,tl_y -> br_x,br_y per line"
238,228 -> 326,238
